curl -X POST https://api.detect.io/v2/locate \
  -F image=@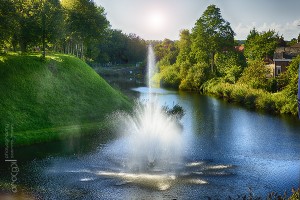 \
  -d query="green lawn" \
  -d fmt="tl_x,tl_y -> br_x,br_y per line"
0,53 -> 132,146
